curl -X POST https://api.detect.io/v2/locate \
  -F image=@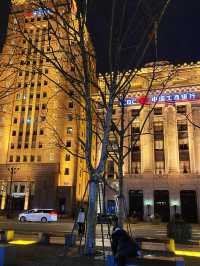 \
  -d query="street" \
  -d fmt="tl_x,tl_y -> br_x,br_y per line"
0,219 -> 200,240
